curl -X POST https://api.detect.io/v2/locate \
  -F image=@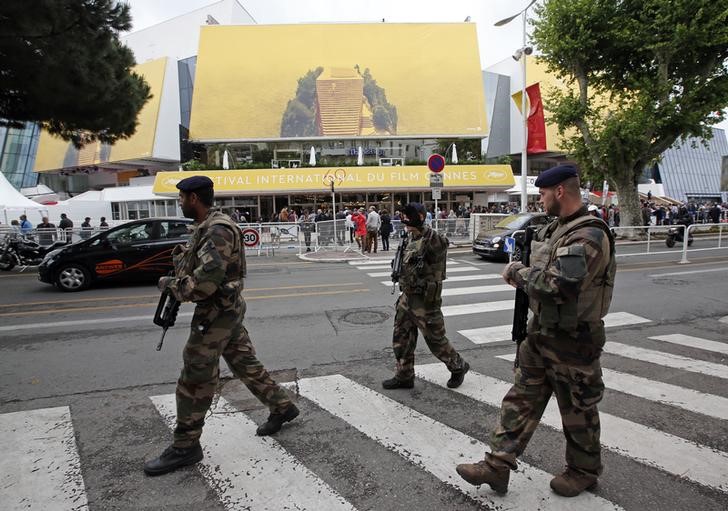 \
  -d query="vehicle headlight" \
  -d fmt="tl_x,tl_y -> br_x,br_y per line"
42,249 -> 63,264
491,236 -> 502,244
